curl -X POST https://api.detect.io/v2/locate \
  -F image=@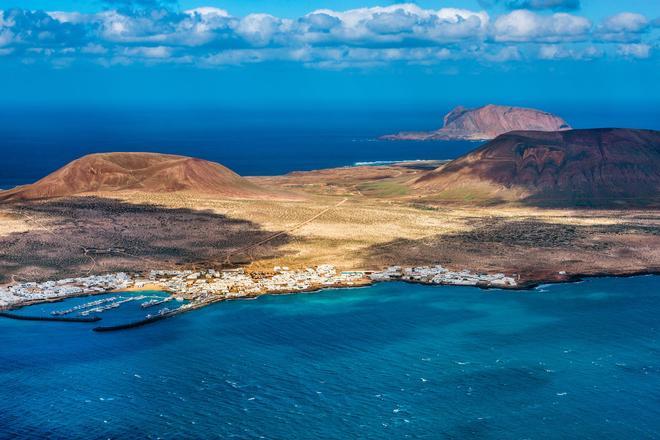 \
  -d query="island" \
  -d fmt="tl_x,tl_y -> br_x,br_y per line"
381,104 -> 571,141
0,128 -> 658,323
